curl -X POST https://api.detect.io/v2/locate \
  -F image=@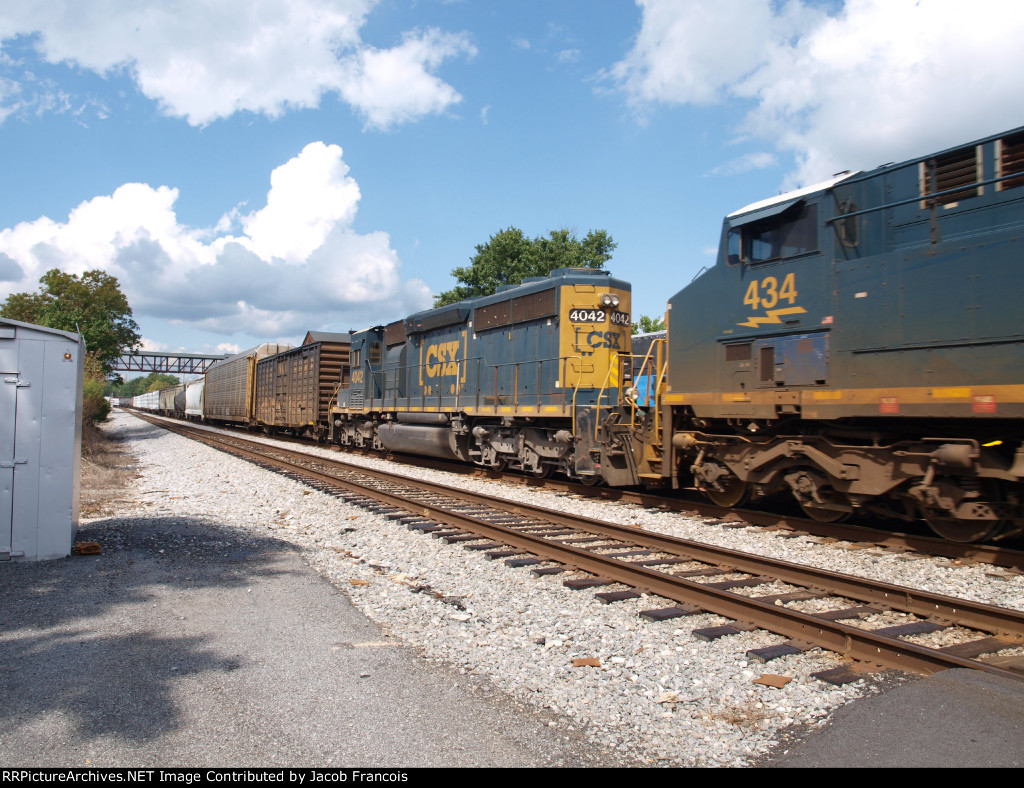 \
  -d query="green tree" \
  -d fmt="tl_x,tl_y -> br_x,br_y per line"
1,269 -> 141,375
109,372 -> 180,398
632,314 -> 666,334
434,227 -> 616,306
3,269 -> 141,429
